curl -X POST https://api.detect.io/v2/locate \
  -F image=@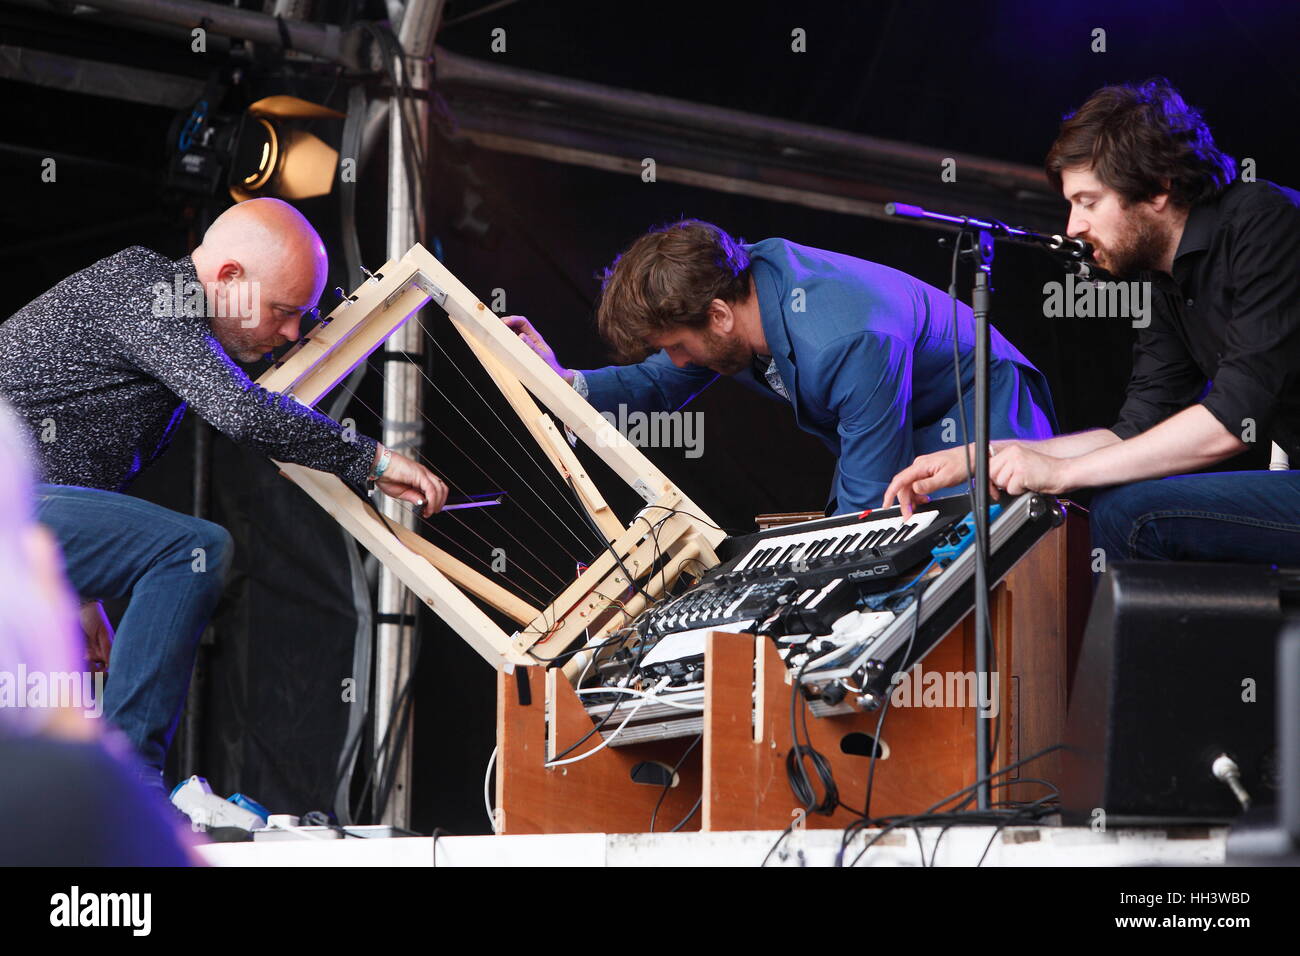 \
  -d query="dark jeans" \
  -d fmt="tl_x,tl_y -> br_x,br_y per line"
34,484 -> 233,782
1090,470 -> 1300,565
